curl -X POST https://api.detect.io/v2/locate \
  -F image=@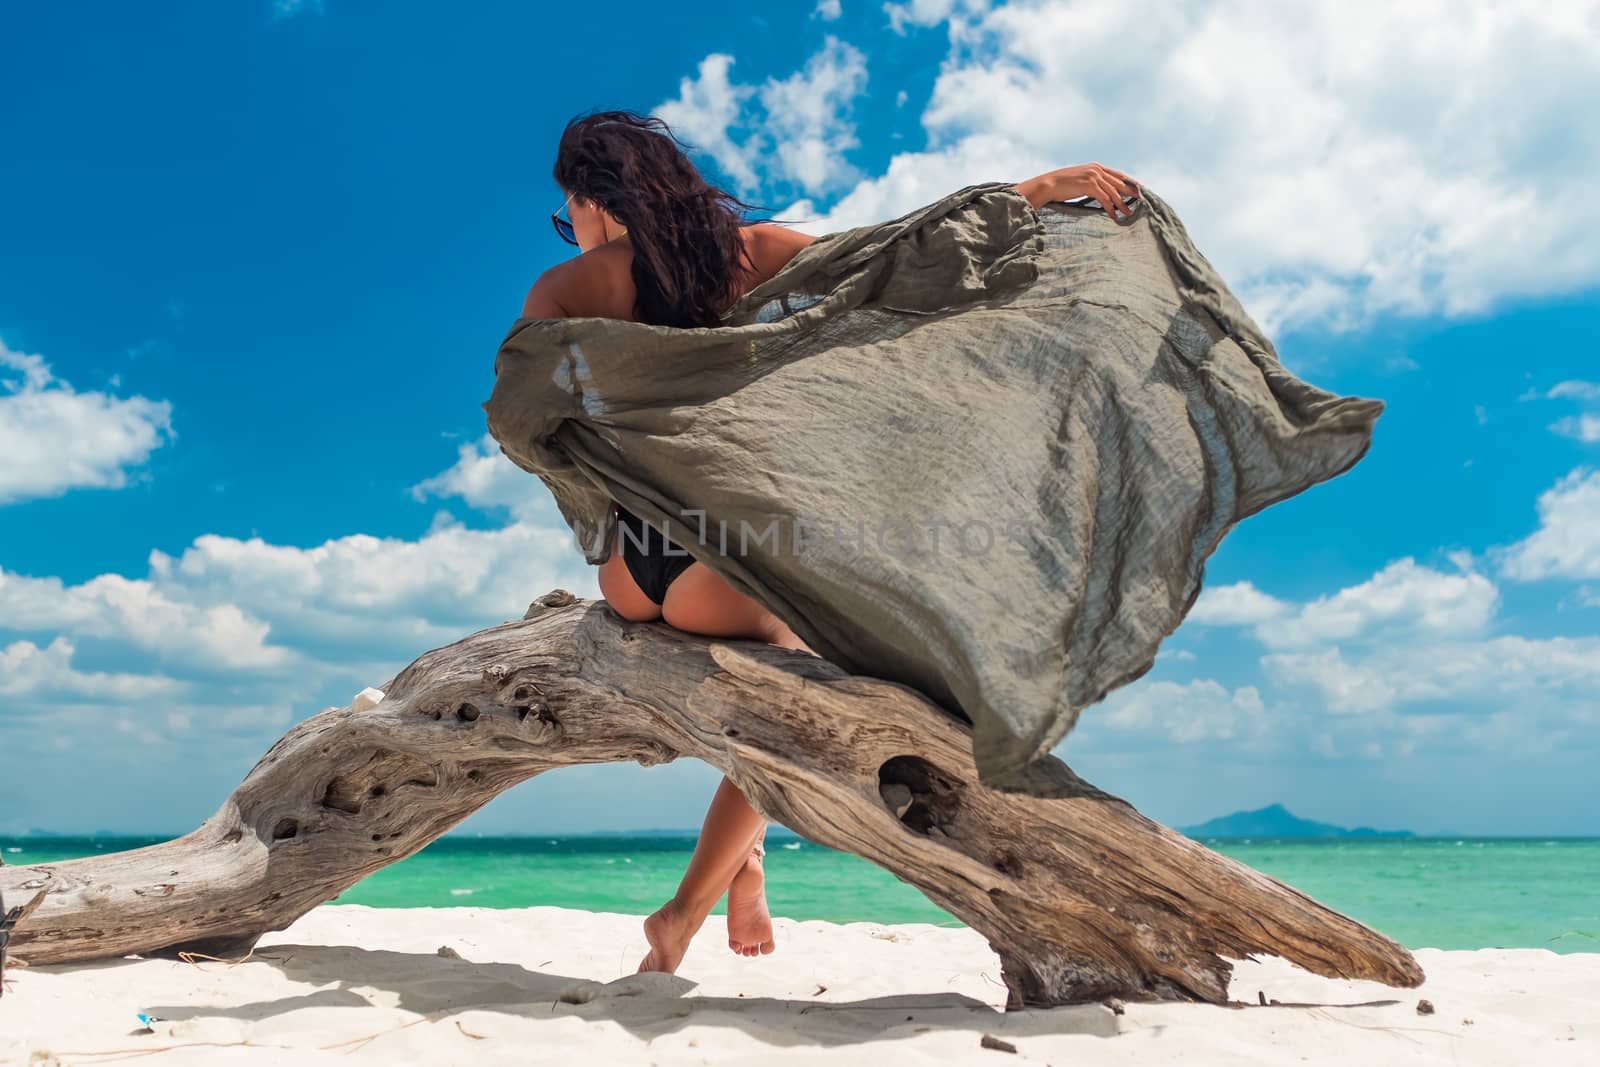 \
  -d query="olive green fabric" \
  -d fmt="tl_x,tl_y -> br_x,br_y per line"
482,180 -> 1383,795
